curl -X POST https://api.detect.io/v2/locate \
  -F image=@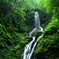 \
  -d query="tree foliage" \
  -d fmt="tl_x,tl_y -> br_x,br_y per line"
0,0 -> 35,58
33,0 -> 59,59
0,0 -> 59,59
